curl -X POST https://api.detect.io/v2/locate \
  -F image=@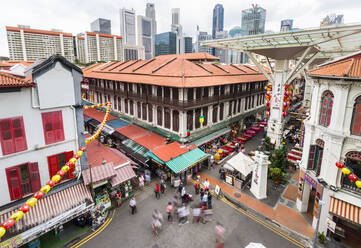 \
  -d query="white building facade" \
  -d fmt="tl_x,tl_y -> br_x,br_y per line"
296,52 -> 361,247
